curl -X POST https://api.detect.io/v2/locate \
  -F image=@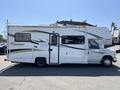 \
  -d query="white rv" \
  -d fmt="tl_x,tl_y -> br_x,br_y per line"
6,25 -> 117,67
